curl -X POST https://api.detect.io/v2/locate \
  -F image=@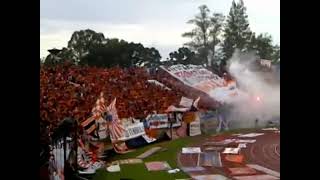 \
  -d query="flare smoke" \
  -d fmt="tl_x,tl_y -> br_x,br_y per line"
224,51 -> 280,128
